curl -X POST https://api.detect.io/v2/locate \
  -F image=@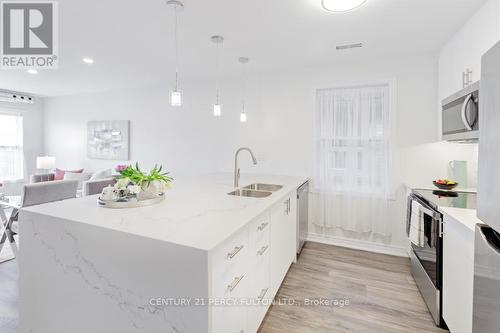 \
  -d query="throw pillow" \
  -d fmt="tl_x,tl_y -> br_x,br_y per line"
54,168 -> 84,180
63,172 -> 90,190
